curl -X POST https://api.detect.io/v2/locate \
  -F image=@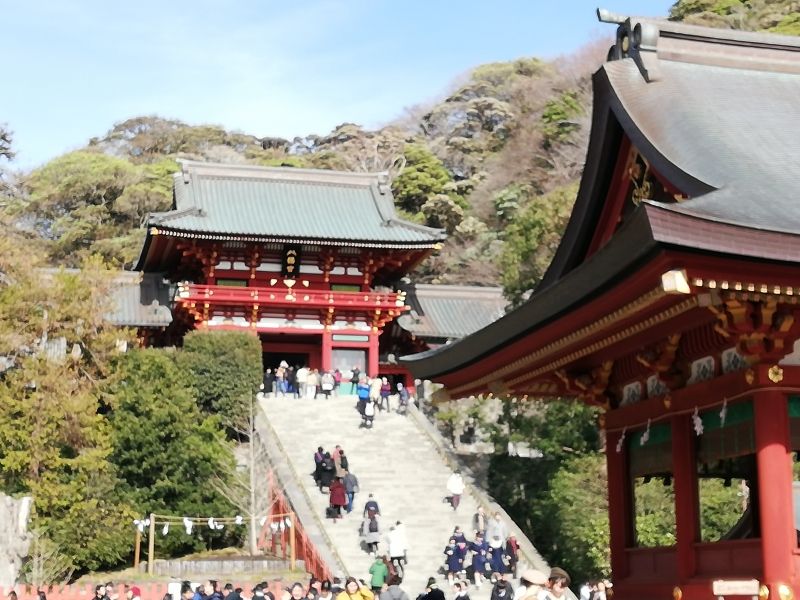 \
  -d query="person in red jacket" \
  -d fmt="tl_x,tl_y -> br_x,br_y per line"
329,477 -> 347,520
